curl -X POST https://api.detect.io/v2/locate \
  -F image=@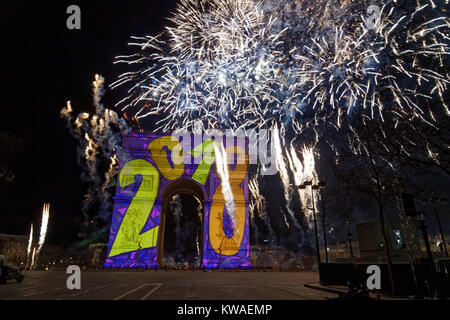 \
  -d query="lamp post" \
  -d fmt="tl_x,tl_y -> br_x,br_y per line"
299,181 -> 321,275
347,230 -> 354,258
417,211 -> 438,298
318,182 -> 328,264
